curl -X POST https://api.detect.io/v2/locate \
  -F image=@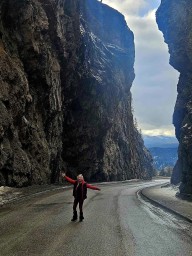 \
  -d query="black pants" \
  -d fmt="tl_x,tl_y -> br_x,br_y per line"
73,197 -> 84,214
